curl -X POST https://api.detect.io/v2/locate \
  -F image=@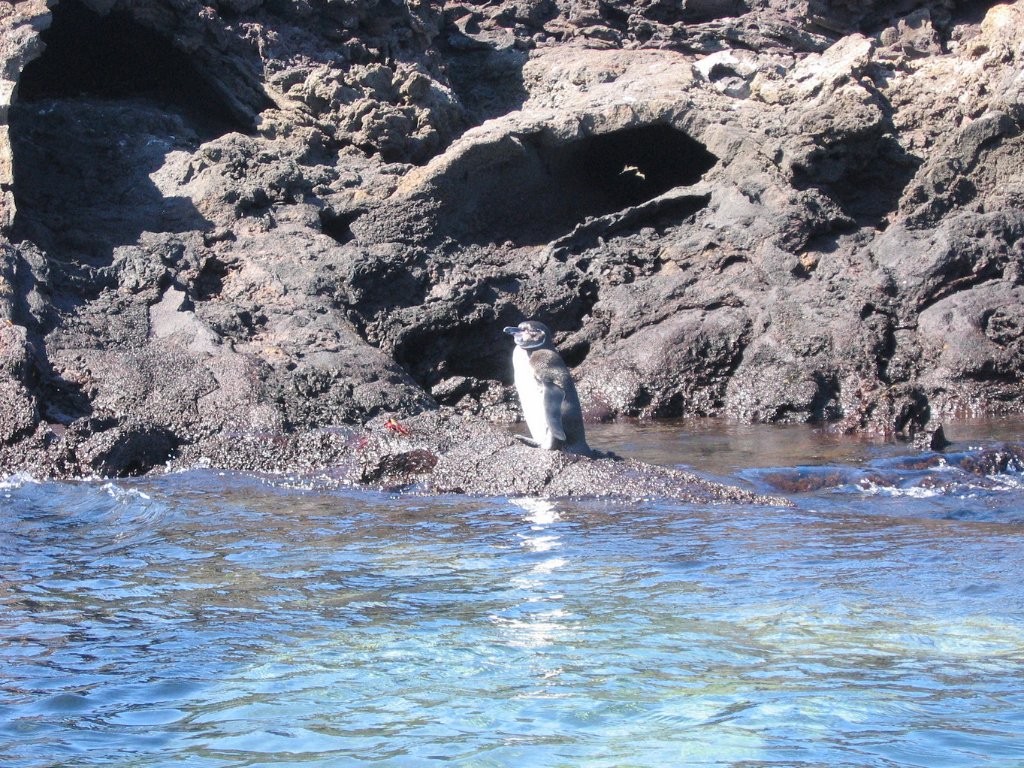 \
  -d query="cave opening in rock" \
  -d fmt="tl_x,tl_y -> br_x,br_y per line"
442,123 -> 719,247
9,0 -> 232,266
564,125 -> 716,211
319,208 -> 362,245
16,0 -> 249,137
